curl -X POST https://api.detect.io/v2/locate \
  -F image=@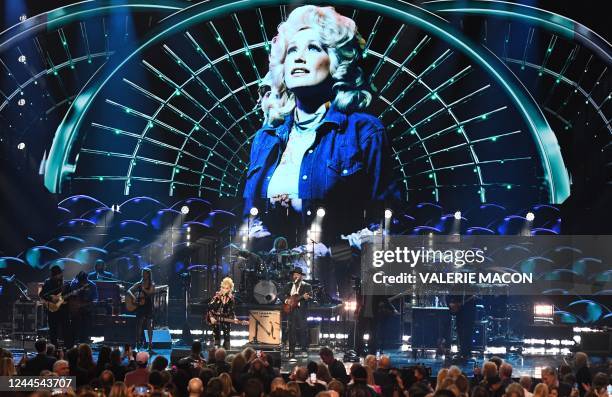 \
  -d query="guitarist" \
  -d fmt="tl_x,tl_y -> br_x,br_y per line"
128,268 -> 155,352
282,267 -> 312,359
207,277 -> 237,350
39,265 -> 71,348
68,271 -> 97,344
